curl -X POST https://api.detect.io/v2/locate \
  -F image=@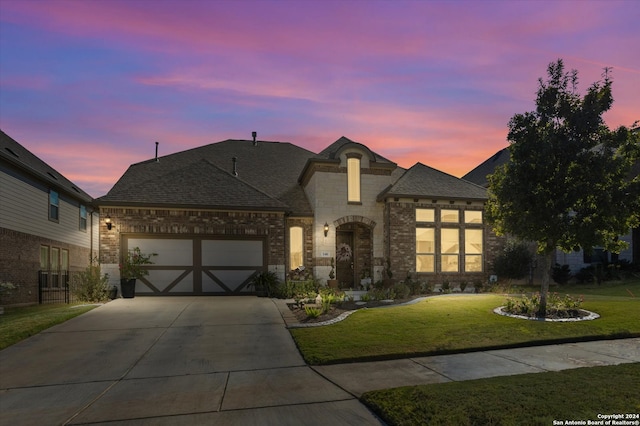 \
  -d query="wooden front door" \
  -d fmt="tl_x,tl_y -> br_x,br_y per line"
336,230 -> 354,288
